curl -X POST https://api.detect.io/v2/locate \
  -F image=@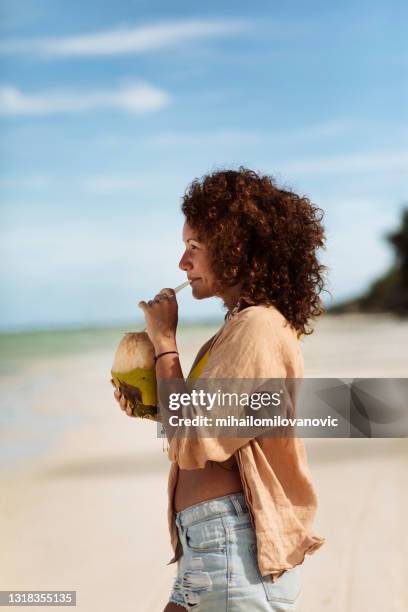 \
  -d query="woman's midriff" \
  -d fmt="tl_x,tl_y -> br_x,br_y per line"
173,455 -> 243,513
173,332 -> 243,512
